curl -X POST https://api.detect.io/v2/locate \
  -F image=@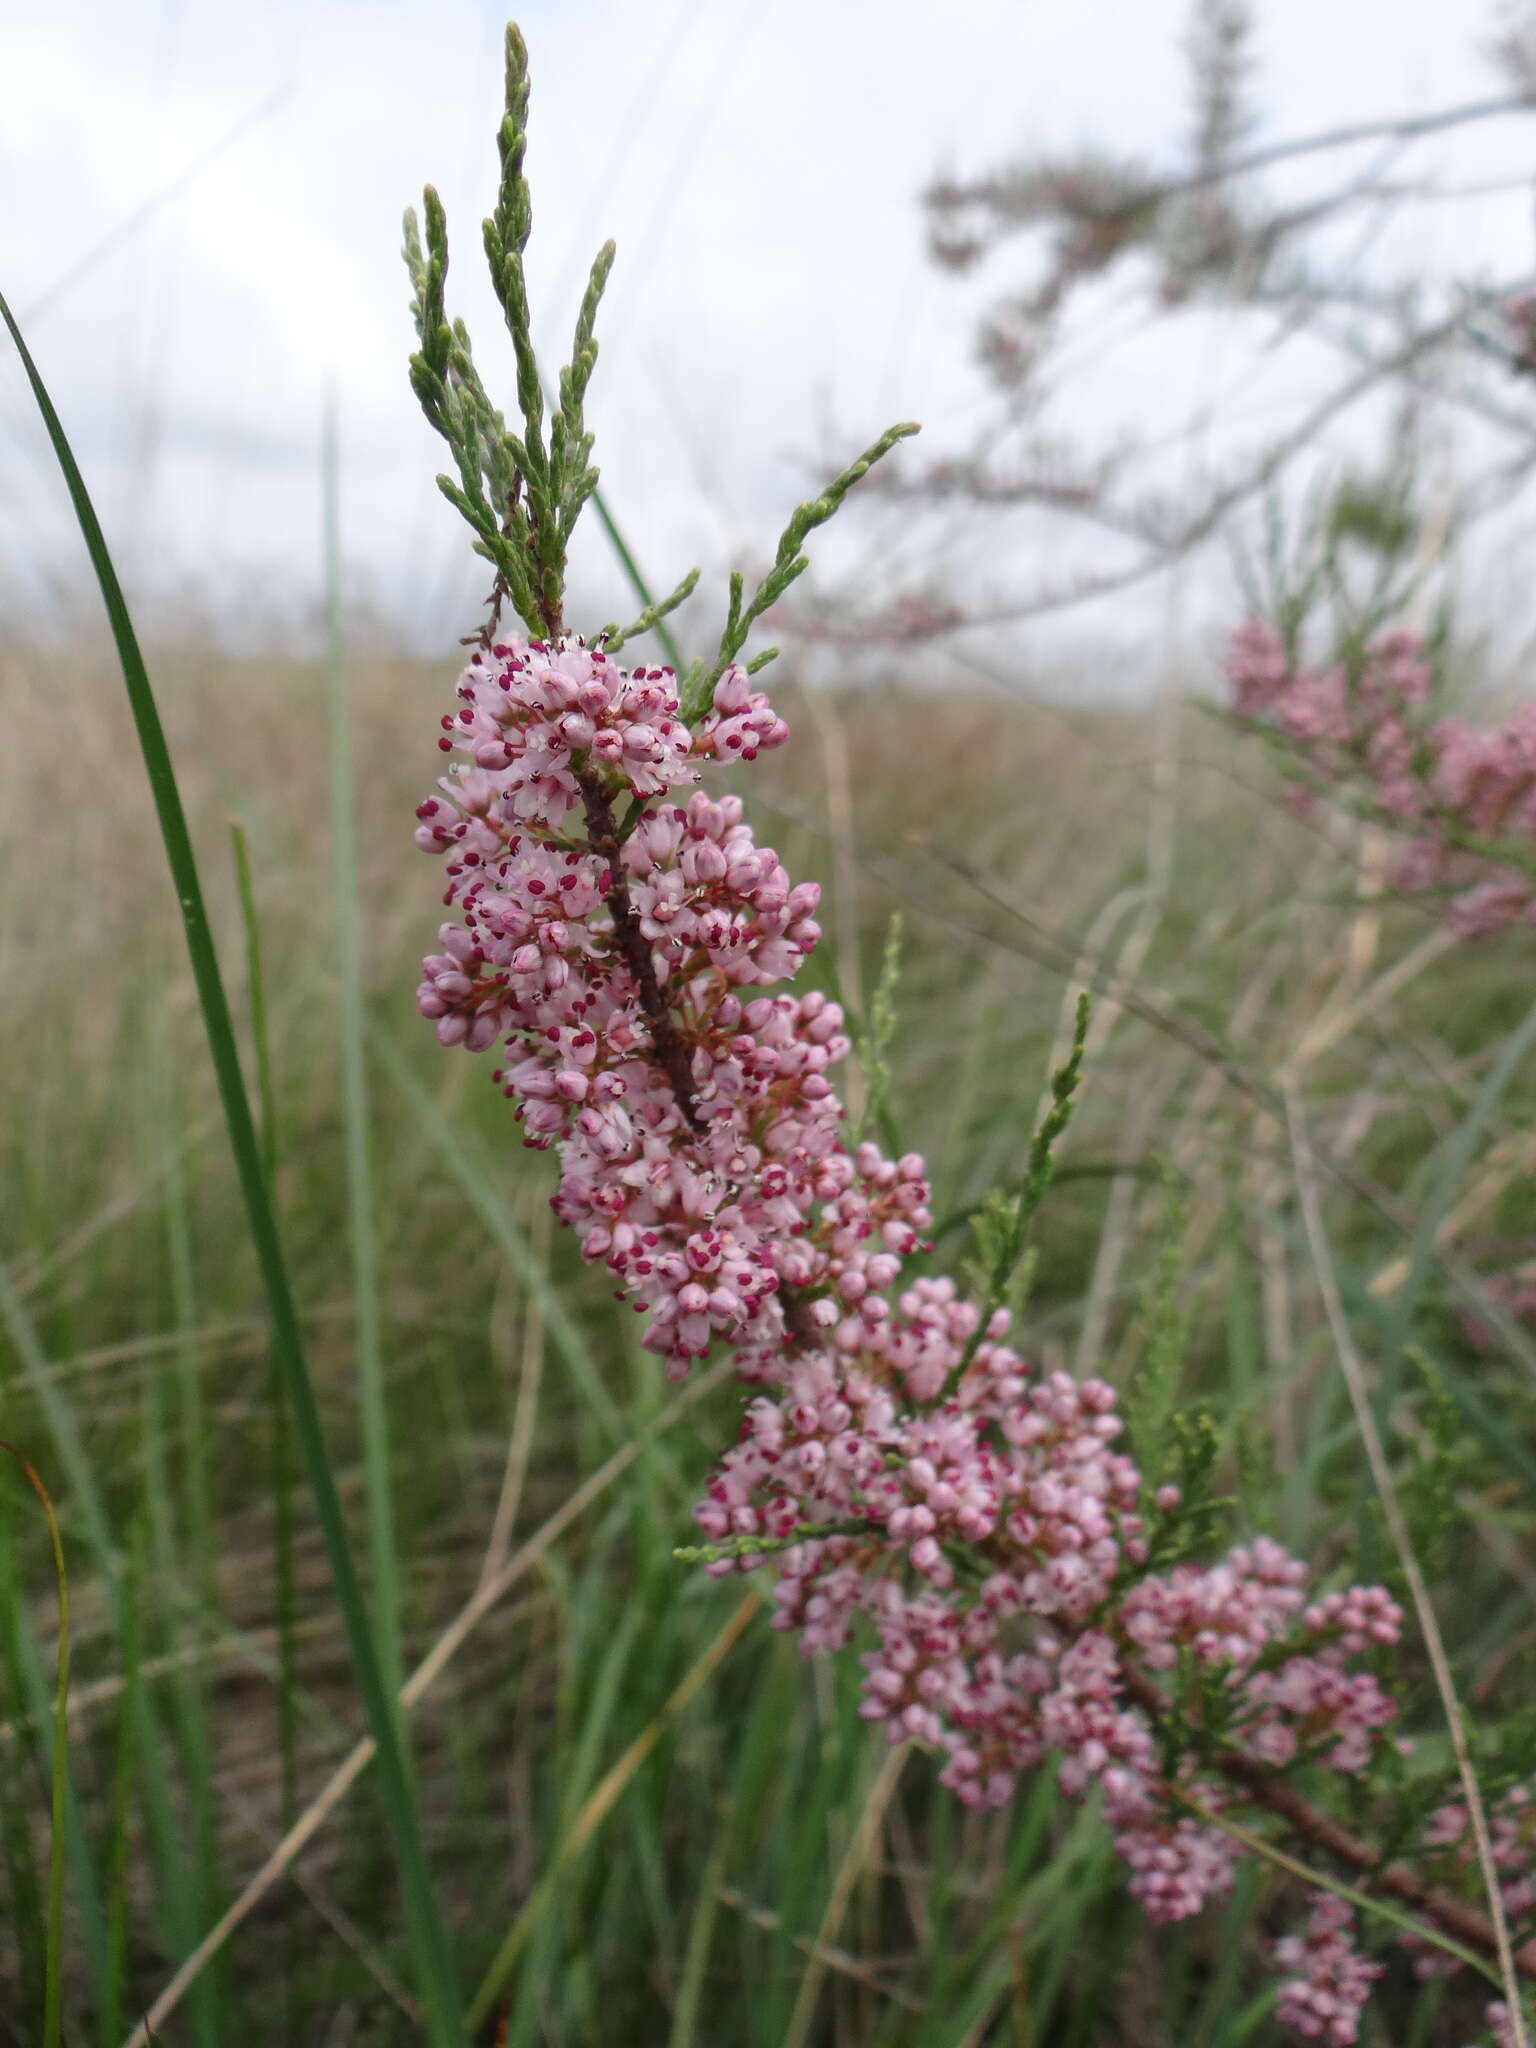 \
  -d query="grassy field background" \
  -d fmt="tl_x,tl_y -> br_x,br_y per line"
2,600 -> 1535,2045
